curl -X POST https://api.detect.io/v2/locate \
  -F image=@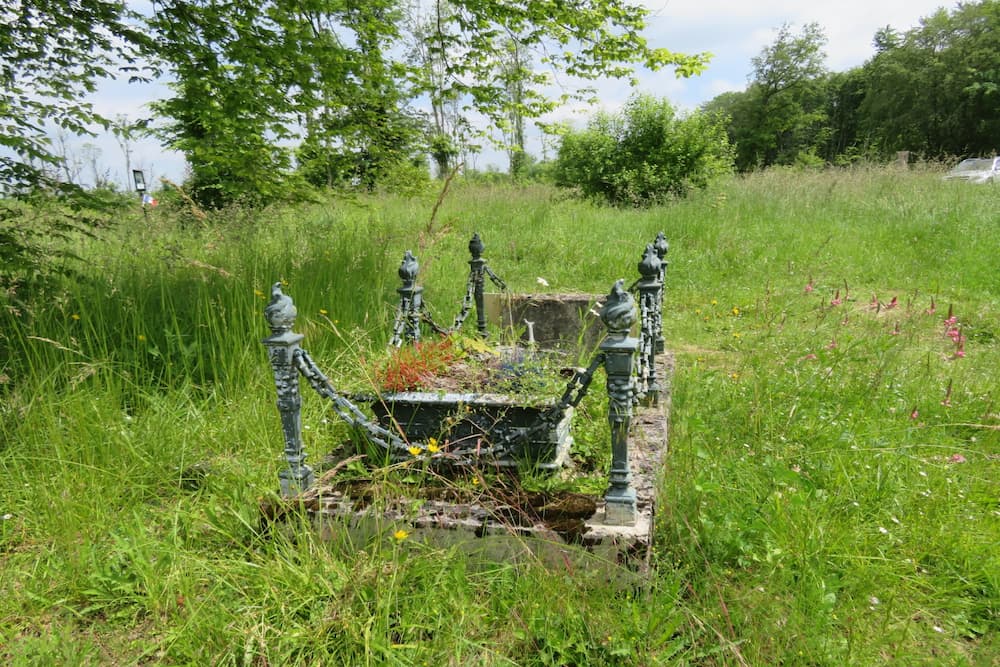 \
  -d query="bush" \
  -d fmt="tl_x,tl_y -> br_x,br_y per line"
554,94 -> 734,206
